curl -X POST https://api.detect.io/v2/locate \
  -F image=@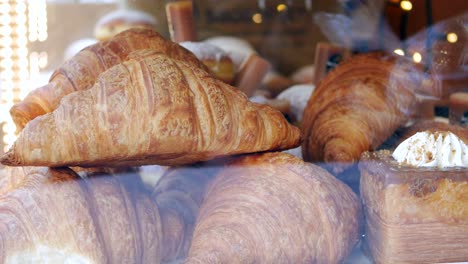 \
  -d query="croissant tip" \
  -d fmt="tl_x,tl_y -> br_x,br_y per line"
9,105 -> 29,132
0,150 -> 18,166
